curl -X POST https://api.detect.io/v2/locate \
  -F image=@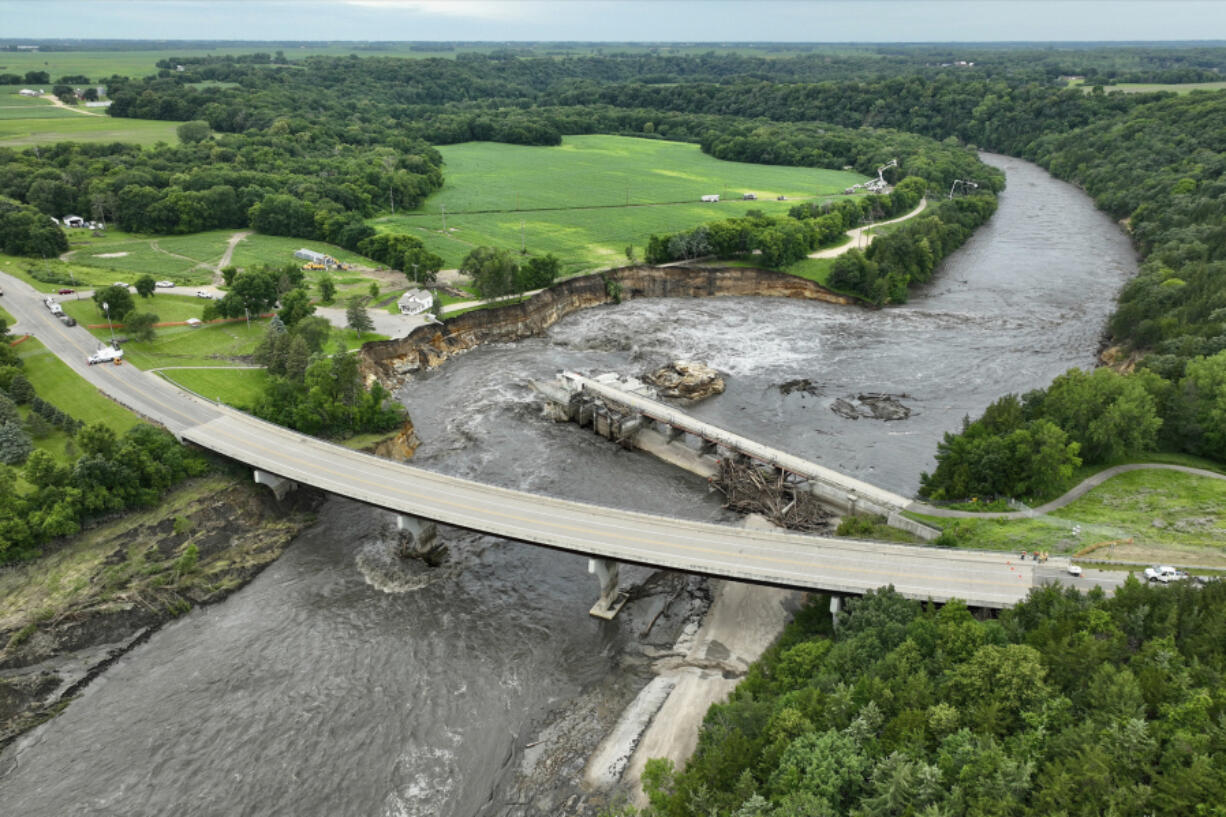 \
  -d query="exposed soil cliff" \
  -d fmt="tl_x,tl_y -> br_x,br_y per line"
359,265 -> 858,387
